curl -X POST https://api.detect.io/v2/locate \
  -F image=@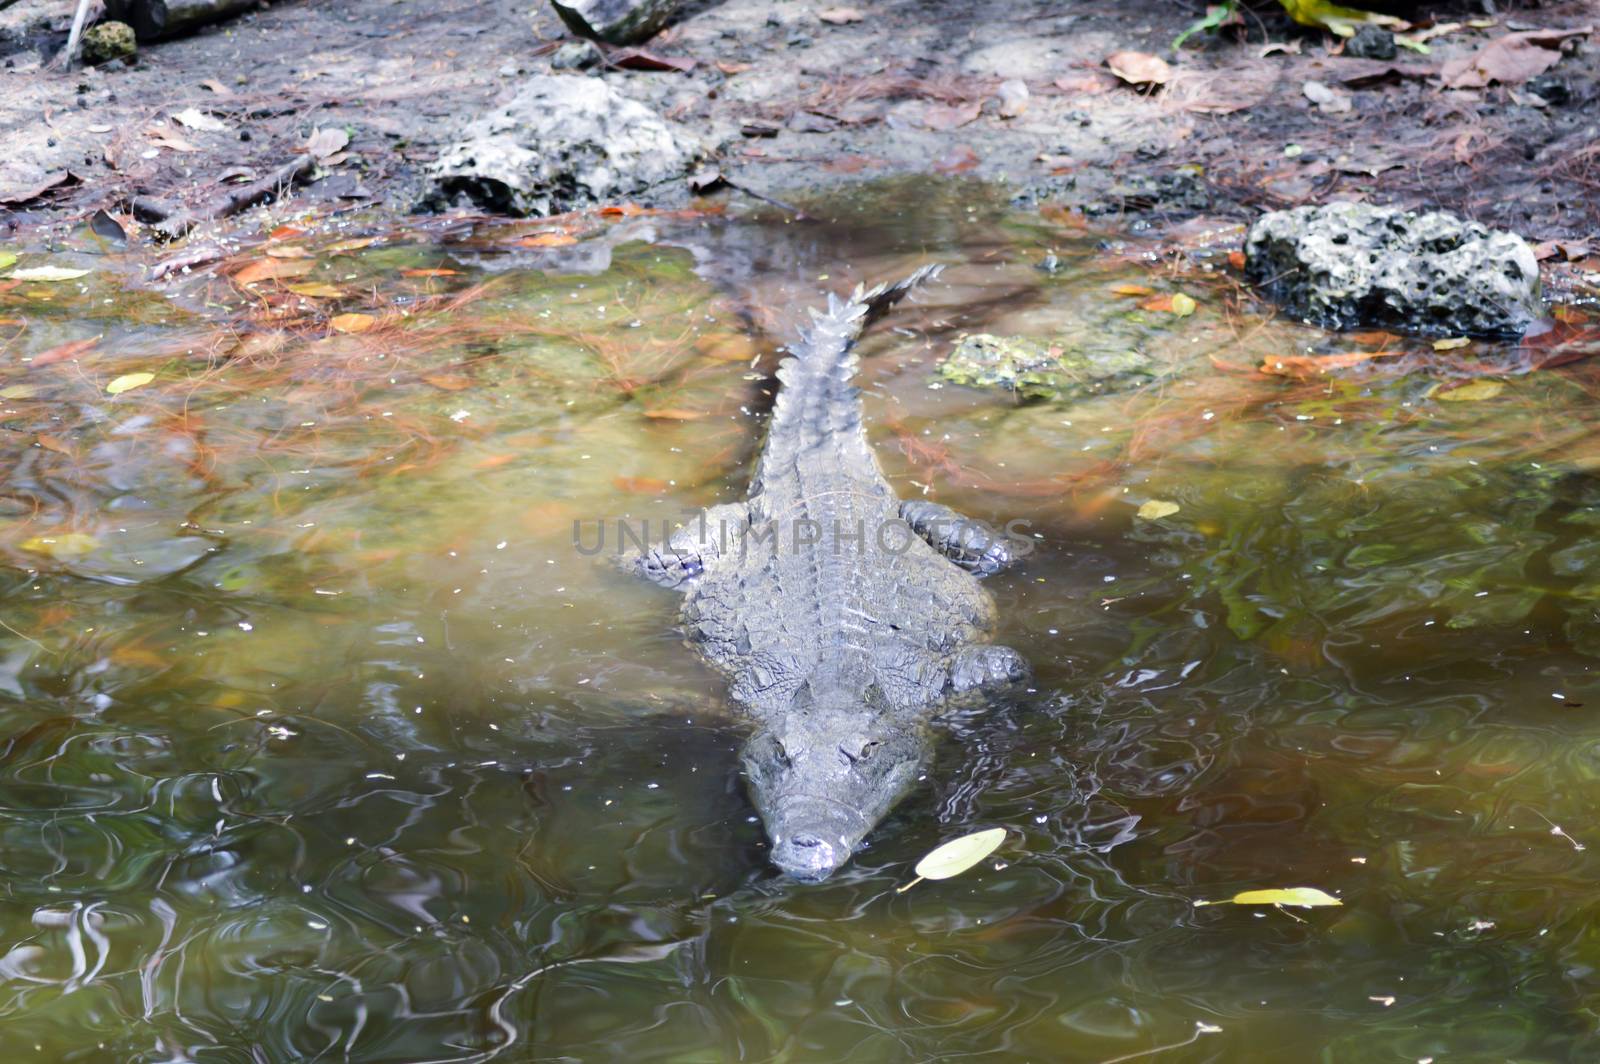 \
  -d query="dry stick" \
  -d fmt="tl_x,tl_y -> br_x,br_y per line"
58,0 -> 97,68
132,155 -> 316,241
